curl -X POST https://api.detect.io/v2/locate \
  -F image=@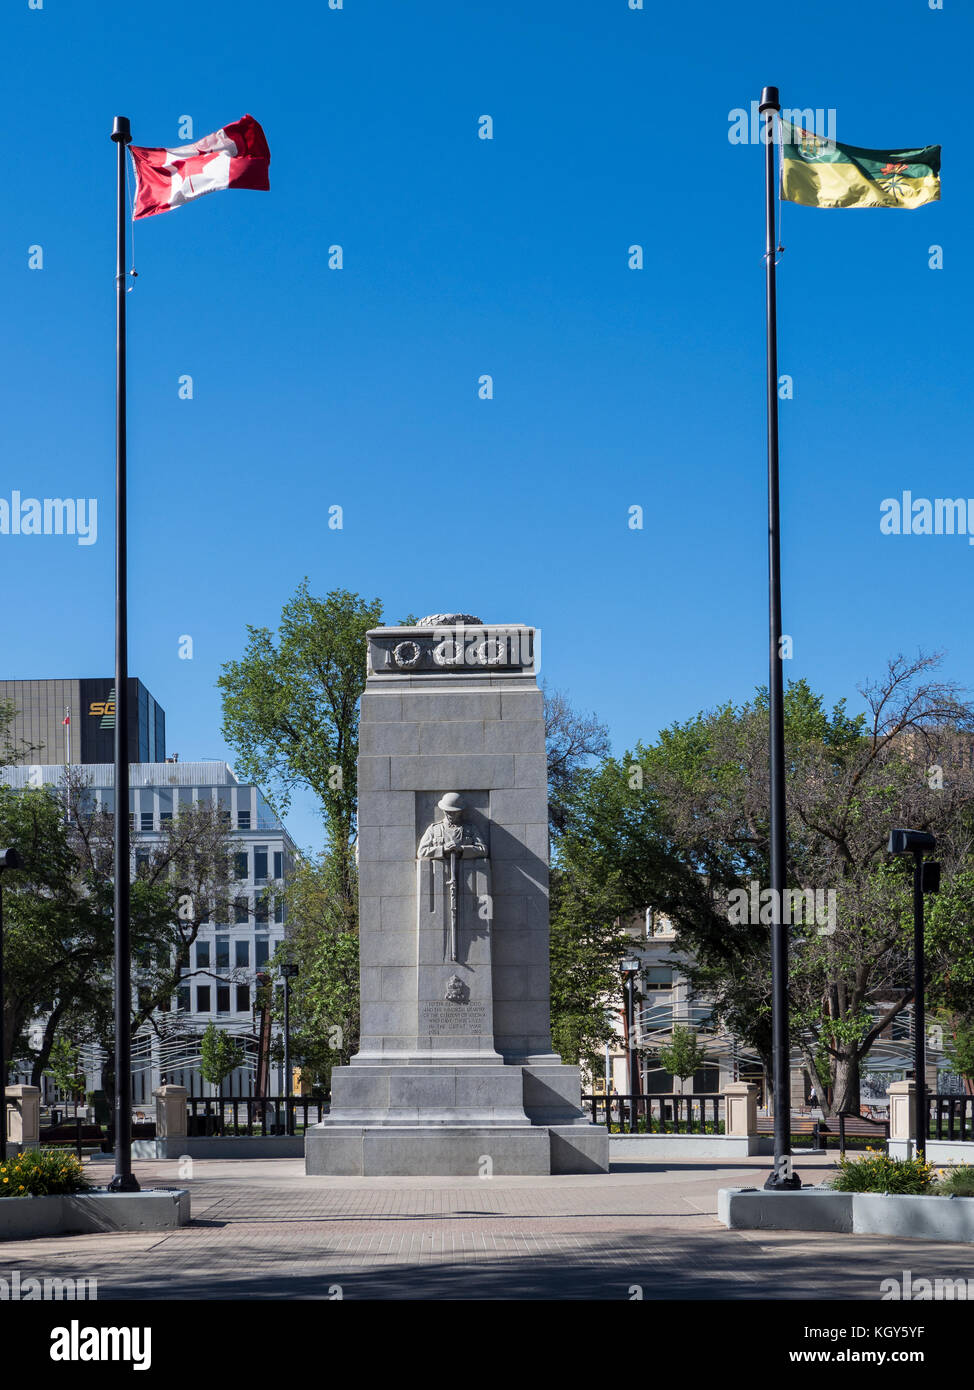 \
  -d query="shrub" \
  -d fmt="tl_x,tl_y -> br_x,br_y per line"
0,1149 -> 90,1197
828,1151 -> 935,1195
933,1165 -> 974,1198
